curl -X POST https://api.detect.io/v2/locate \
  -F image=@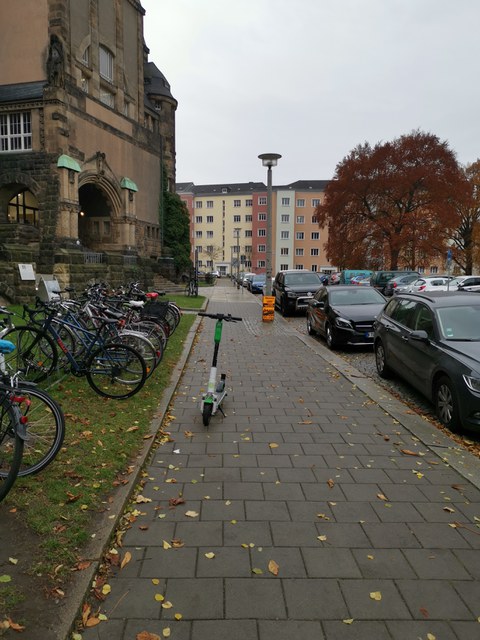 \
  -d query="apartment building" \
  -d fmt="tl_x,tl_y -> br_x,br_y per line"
177,180 -> 336,276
